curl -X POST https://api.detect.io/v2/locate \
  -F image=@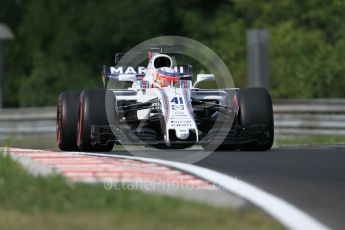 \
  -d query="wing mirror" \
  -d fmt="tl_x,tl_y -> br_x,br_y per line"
118,74 -> 137,82
193,74 -> 215,88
